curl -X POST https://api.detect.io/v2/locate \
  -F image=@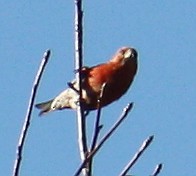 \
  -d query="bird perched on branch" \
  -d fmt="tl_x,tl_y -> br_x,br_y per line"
35,47 -> 138,115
